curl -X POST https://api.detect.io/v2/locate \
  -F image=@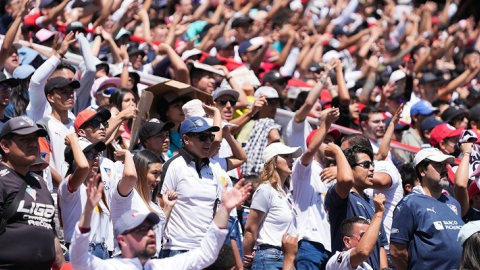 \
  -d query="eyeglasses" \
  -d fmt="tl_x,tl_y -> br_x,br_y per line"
85,152 -> 101,160
355,160 -> 375,169
85,119 -> 109,129
123,224 -> 158,236
0,85 -> 12,93
189,133 -> 215,142
99,87 -> 116,97
217,98 -> 237,107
